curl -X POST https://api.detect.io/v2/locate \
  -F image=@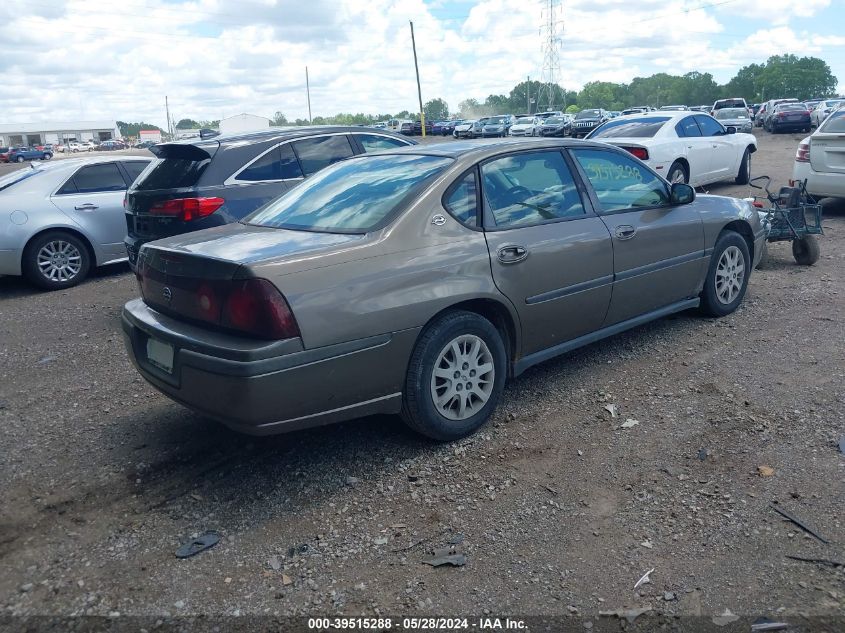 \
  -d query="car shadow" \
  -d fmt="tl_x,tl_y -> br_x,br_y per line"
0,261 -> 131,299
